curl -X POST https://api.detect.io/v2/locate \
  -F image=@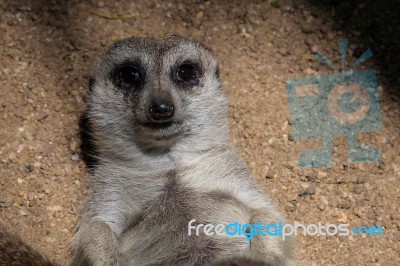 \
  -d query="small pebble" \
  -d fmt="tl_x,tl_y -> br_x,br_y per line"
278,47 -> 289,56
17,144 -> 26,153
64,164 -> 72,173
318,171 -> 327,178
357,175 -> 368,184
69,141 -> 78,153
19,207 -> 30,216
307,185 -> 316,195
73,165 -> 81,174
71,154 -> 80,161
8,152 -> 16,161
303,68 -> 316,75
353,185 -> 364,194
36,111 -> 48,121
310,45 -> 318,53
